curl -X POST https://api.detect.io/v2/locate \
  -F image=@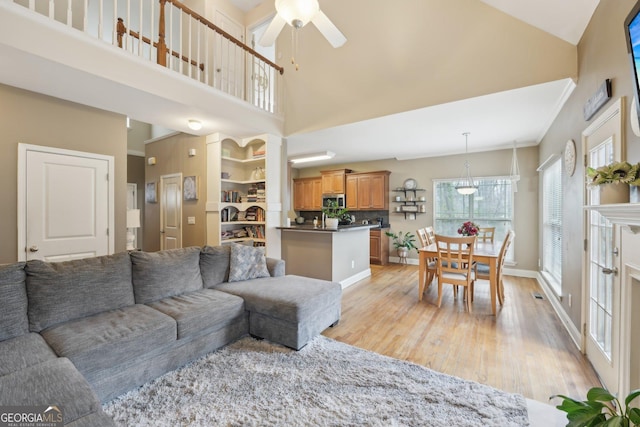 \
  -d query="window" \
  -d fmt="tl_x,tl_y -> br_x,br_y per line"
433,177 -> 514,260
542,159 -> 562,289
